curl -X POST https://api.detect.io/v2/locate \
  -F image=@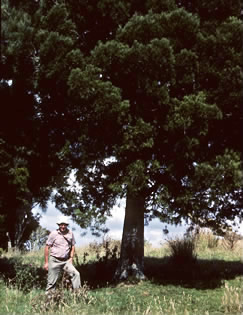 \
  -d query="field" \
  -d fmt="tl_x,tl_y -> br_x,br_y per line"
0,230 -> 242,315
